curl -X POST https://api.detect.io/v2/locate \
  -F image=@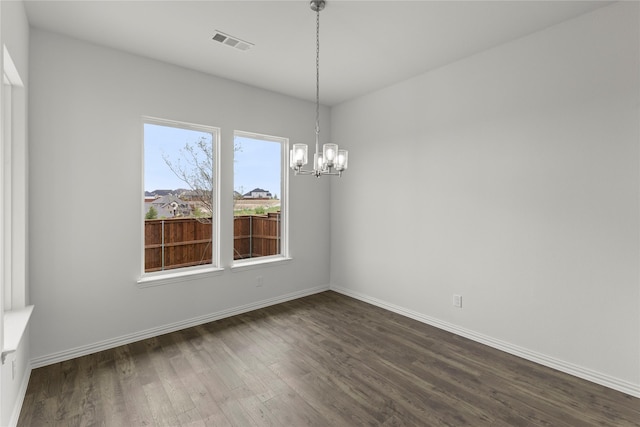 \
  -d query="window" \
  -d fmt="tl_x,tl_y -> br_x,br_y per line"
2,71 -> 11,311
233,131 -> 288,264
1,46 -> 33,360
142,119 -> 219,275
2,46 -> 27,312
